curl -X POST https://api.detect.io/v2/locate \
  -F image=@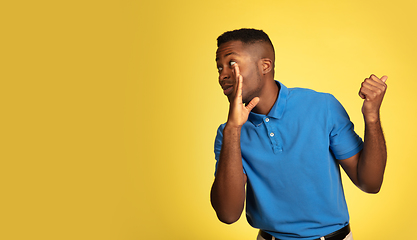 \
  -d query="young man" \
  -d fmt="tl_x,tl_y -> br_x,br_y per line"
210,28 -> 387,240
